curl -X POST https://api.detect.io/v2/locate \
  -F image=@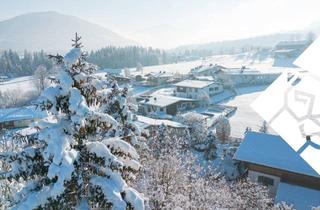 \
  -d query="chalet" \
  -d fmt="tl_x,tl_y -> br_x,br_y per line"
138,94 -> 197,118
174,79 -> 223,99
0,106 -> 47,129
234,132 -> 320,209
145,71 -> 175,86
